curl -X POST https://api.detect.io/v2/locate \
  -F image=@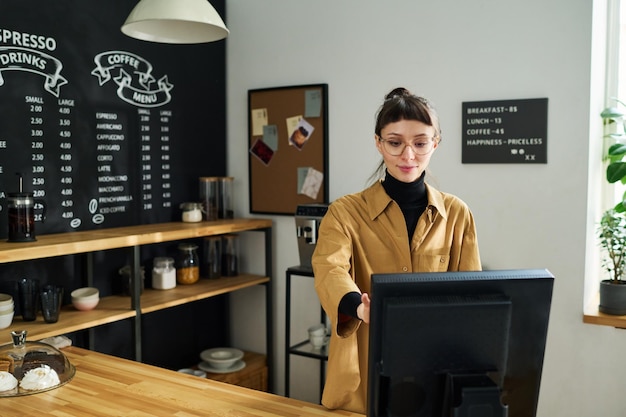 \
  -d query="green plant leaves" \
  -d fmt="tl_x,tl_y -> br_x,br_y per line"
599,209 -> 626,282
601,106 -> 625,119
607,161 -> 626,183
